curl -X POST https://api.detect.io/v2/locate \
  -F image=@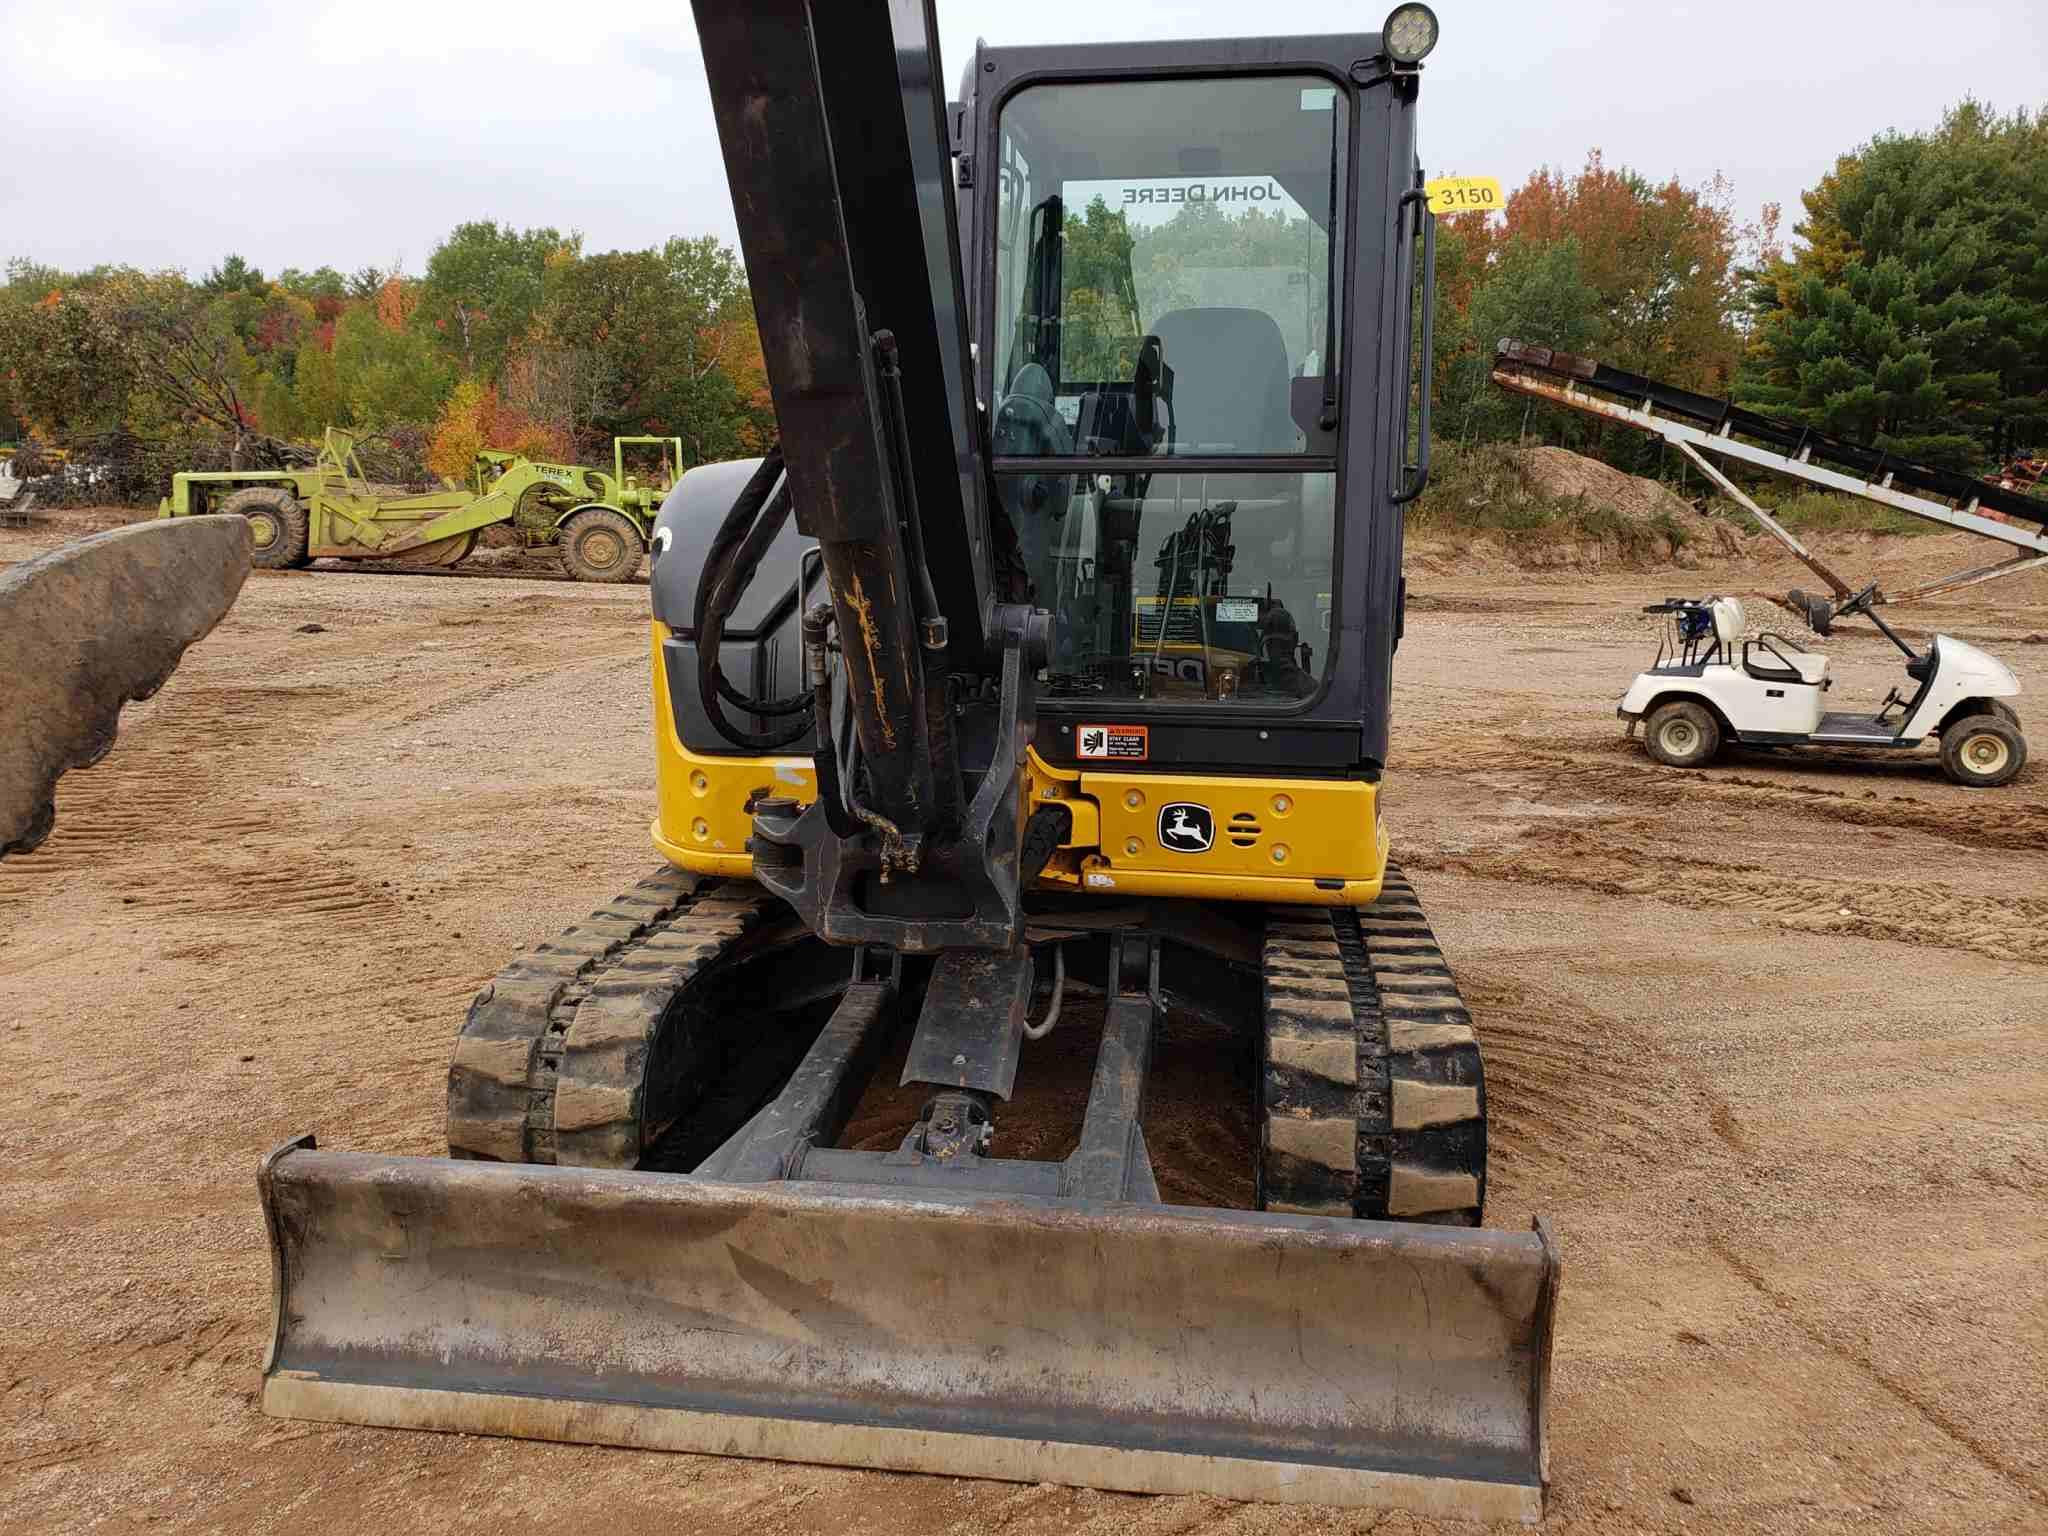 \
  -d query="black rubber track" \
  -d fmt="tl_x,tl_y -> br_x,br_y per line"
446,870 -> 784,1166
1258,863 -> 1487,1225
